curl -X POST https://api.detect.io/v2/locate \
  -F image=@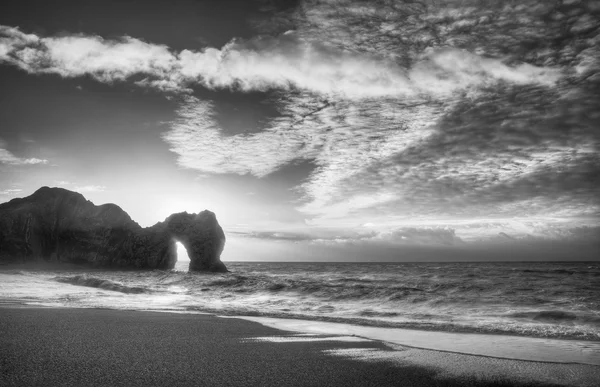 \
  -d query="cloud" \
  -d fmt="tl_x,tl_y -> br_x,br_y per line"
0,25 -> 174,80
177,35 -> 559,98
229,230 -> 315,242
368,227 -> 465,246
163,96 -> 309,176
48,181 -> 105,193
0,188 -> 22,196
1,24 -> 560,98
73,185 -> 106,193
40,35 -> 175,82
398,218 -> 600,244
231,225 -> 464,246
0,148 -> 48,165
232,217 -> 600,249
294,0 -> 598,72
0,25 -> 38,56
